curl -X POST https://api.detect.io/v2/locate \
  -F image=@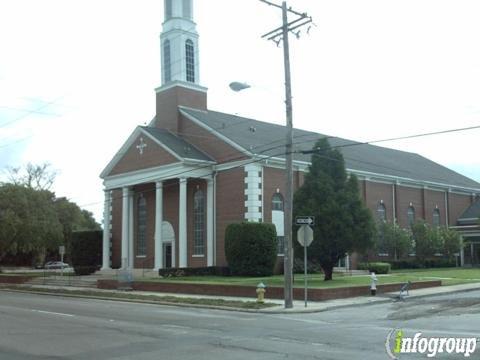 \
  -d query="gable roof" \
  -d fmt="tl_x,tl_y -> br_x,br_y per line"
458,199 -> 480,226
180,107 -> 480,190
100,126 -> 214,178
140,127 -> 214,162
